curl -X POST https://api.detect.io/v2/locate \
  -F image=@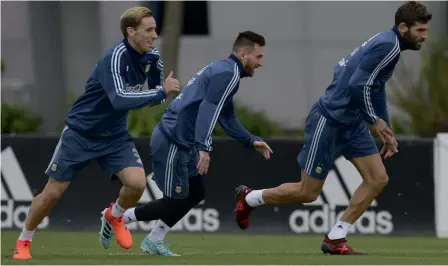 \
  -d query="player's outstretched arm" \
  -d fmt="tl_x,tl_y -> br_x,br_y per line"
348,41 -> 399,127
195,71 -> 238,152
98,51 -> 168,111
218,100 -> 262,148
